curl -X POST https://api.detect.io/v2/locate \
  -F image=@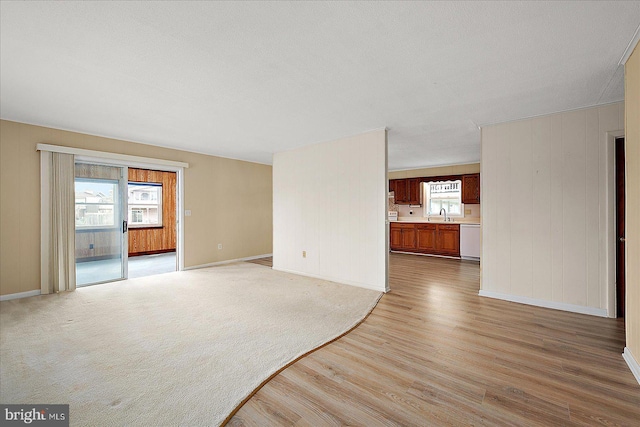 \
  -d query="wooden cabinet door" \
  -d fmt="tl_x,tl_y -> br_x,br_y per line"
388,179 -> 396,194
407,178 -> 421,205
462,174 -> 480,204
401,227 -> 416,250
394,179 -> 407,203
416,224 -> 437,251
390,225 -> 402,250
437,224 -> 460,256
